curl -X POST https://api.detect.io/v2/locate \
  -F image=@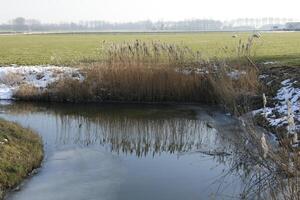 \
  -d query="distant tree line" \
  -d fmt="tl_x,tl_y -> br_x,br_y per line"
0,17 -> 297,32
0,17 -> 224,32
